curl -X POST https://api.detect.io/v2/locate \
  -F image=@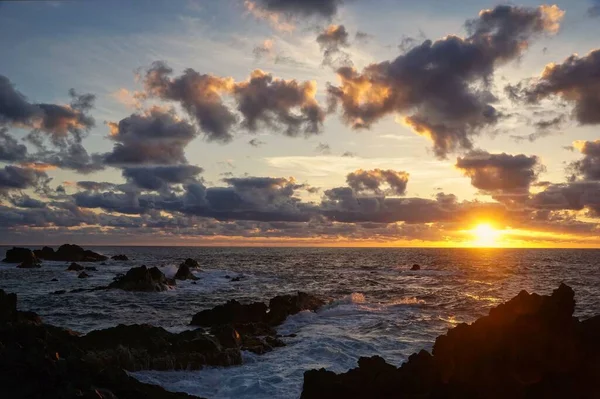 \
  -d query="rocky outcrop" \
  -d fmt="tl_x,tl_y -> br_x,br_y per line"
111,254 -> 129,261
175,264 -> 199,281
191,300 -> 268,326
268,292 -> 326,325
108,265 -> 175,292
0,289 -> 202,398
67,262 -> 84,271
3,247 -> 38,264
181,258 -> 201,269
78,272 -> 90,279
411,263 -> 421,271
301,283 -> 600,399
17,259 -> 41,269
34,244 -> 108,262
